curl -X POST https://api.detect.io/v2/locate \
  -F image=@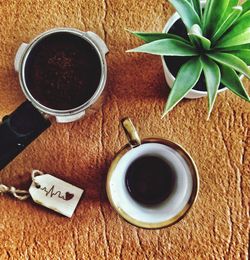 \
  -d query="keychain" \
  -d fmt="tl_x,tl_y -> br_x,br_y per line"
0,170 -> 84,217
